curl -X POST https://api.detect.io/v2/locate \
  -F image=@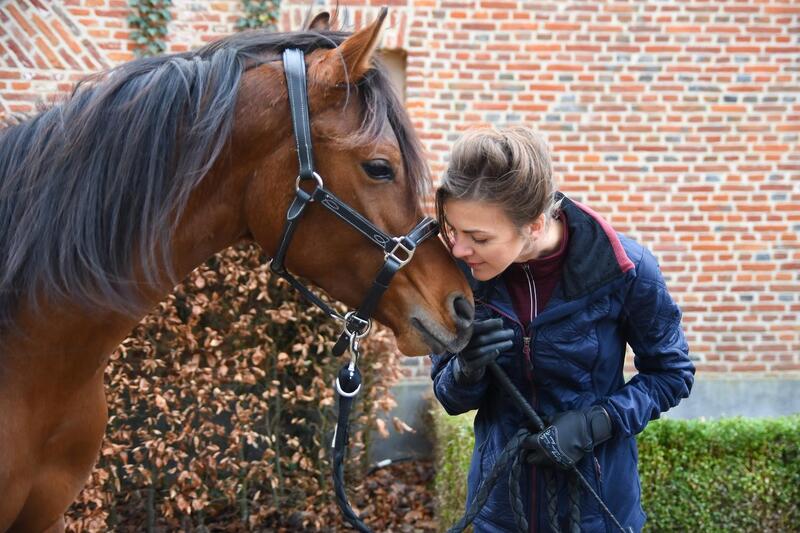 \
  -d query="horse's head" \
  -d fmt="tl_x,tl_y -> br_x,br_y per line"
235,11 -> 473,355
